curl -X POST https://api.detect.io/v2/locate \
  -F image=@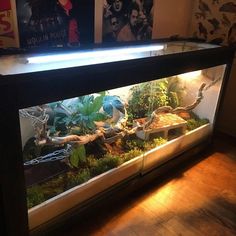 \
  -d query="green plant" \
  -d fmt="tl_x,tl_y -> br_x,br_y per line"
166,76 -> 184,108
69,145 -> 86,168
128,82 -> 157,119
63,93 -> 107,134
128,78 -> 185,119
27,186 -> 45,209
149,79 -> 169,112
